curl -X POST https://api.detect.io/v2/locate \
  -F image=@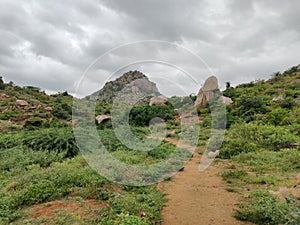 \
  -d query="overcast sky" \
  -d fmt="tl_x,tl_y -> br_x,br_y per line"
1,0 -> 300,97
